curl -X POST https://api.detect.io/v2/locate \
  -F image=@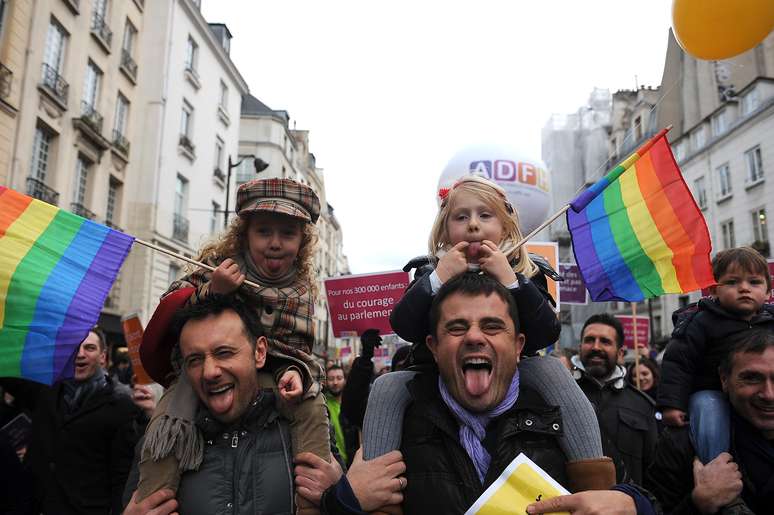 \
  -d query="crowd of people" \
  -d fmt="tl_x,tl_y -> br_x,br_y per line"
1,175 -> 772,514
